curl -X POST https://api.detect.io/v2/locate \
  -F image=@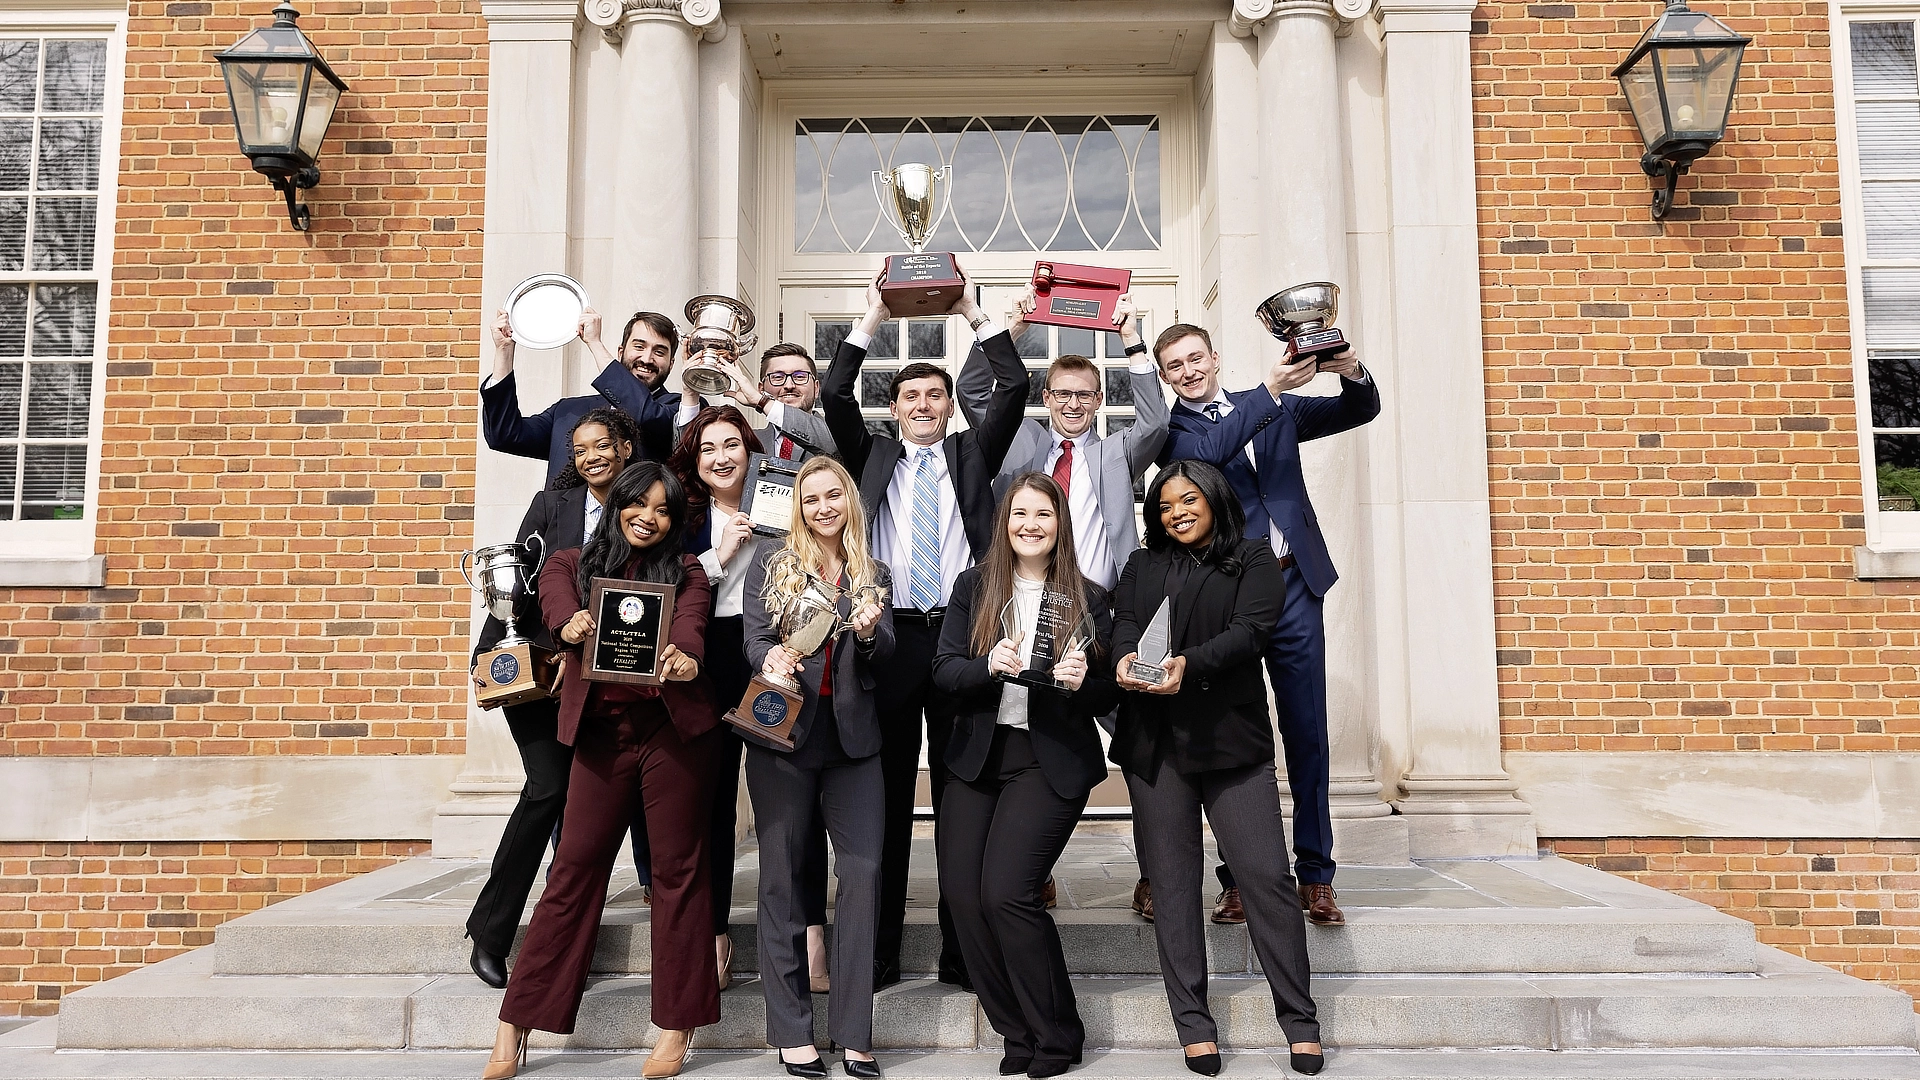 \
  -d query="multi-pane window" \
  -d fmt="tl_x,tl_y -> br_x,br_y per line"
813,317 -> 955,442
0,36 -> 106,521
795,115 -> 1162,254
1849,20 -> 1920,511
